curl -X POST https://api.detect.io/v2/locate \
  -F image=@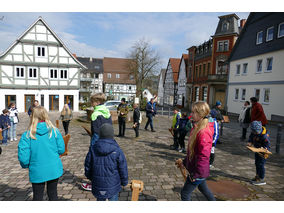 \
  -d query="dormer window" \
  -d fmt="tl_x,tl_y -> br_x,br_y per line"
256,31 -> 263,44
222,22 -> 229,31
